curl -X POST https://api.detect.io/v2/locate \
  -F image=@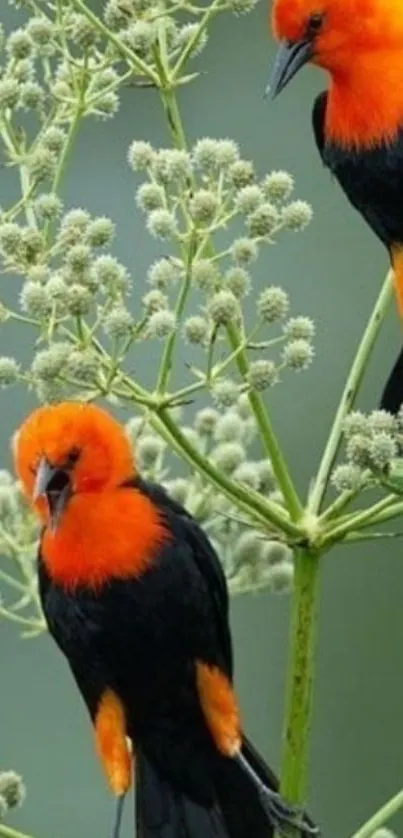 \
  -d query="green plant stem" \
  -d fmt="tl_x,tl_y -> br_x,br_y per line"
226,322 -> 303,520
308,270 -> 393,515
0,827 -> 40,838
350,788 -> 403,838
323,493 -> 397,545
279,549 -> 321,808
